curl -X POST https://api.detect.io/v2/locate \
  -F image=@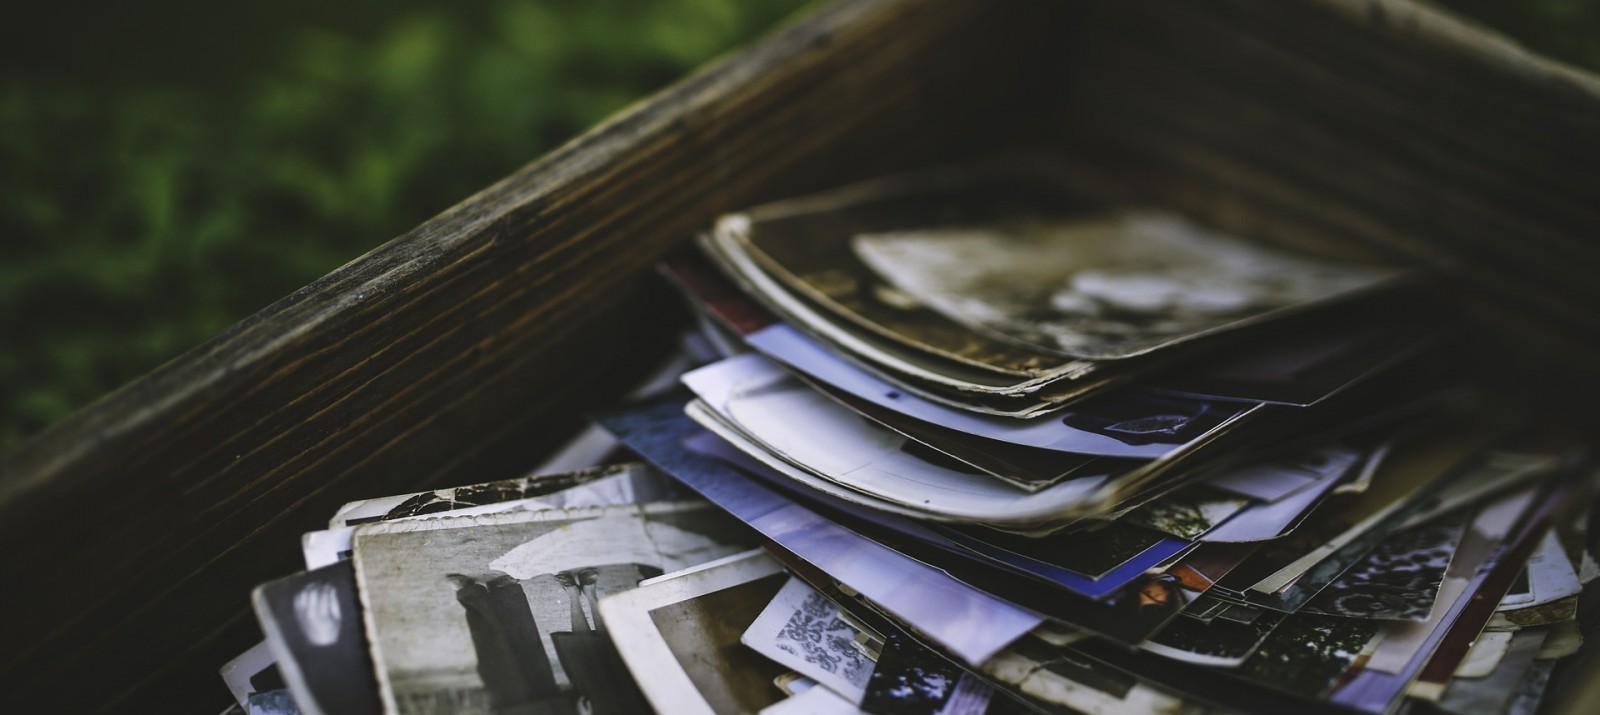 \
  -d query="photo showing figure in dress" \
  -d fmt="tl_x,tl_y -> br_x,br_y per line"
448,563 -> 659,715
350,502 -> 753,715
